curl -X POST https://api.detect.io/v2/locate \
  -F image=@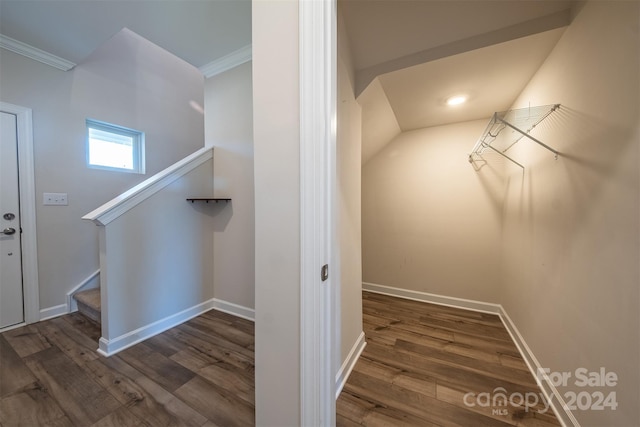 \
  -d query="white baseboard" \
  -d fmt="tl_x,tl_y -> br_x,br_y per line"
98,298 -> 217,356
499,309 -> 579,427
66,269 -> 100,313
362,282 -> 576,426
39,304 -> 68,321
363,282 -> 501,315
211,298 -> 255,322
97,297 -> 254,357
335,331 -> 366,399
